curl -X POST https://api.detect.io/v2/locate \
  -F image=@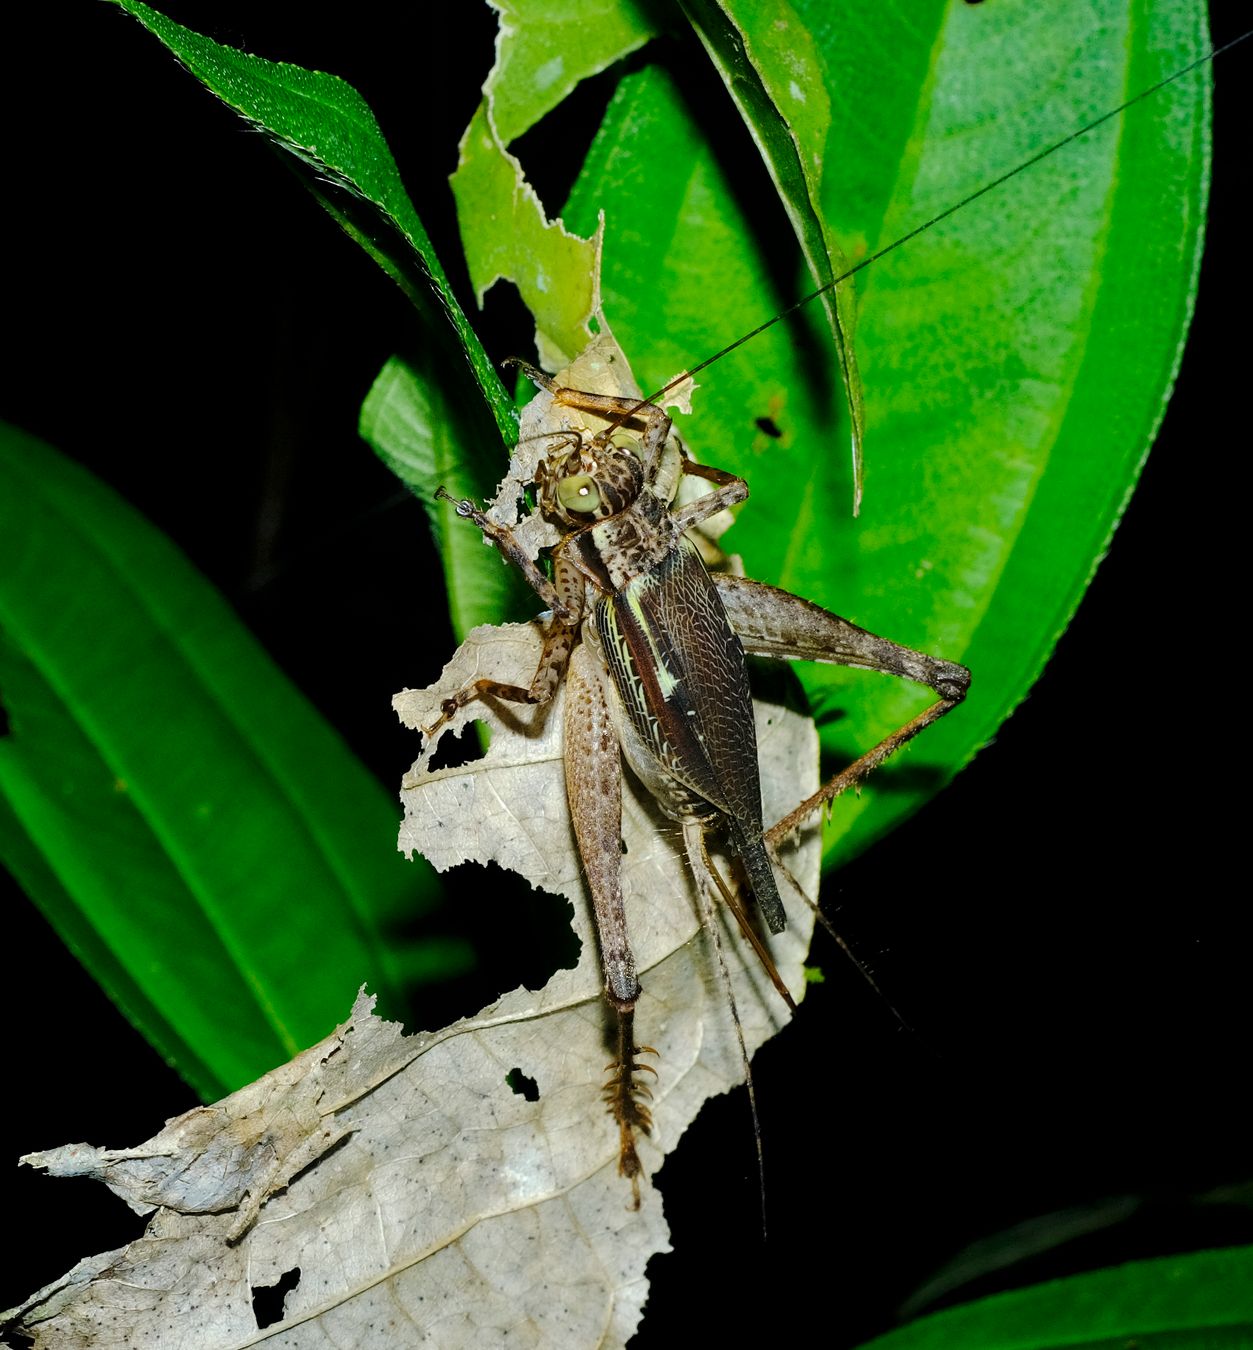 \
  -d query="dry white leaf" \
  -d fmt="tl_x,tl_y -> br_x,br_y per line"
7,661 -> 817,1347
5,332 -> 820,1347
